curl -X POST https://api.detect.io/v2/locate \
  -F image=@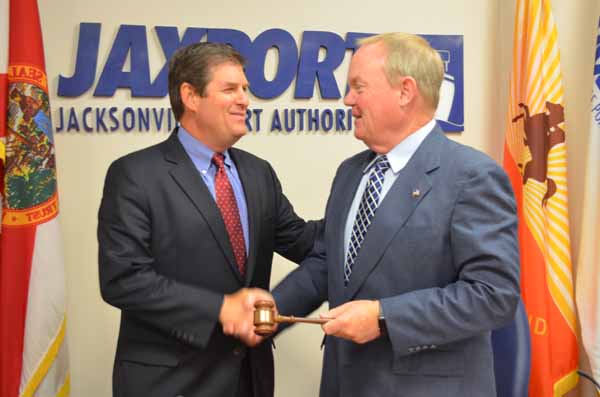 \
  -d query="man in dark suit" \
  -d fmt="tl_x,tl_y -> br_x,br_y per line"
271,33 -> 520,396
98,42 -> 318,397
